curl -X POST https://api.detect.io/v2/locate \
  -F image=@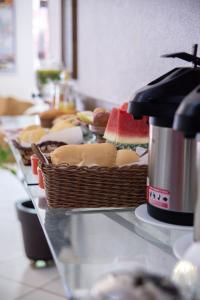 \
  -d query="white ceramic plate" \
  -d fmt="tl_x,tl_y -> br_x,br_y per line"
135,204 -> 193,231
173,233 -> 193,259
